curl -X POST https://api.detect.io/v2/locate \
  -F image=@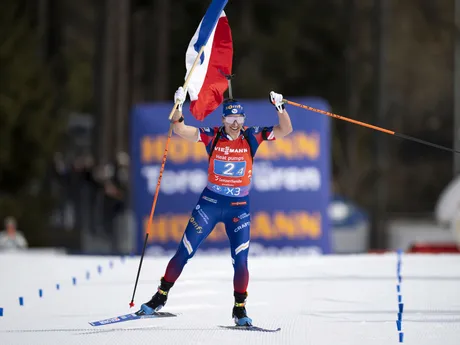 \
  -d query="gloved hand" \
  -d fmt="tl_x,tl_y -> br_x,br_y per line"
269,91 -> 285,112
174,86 -> 186,112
